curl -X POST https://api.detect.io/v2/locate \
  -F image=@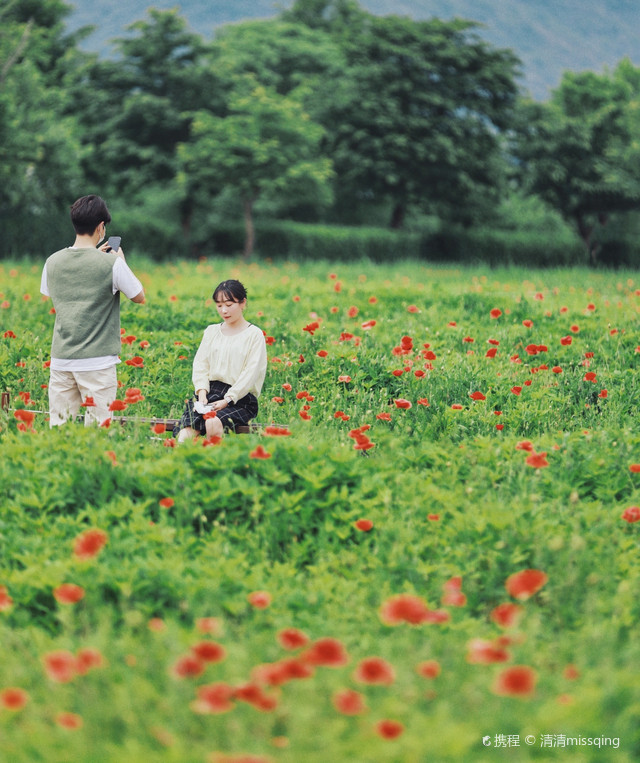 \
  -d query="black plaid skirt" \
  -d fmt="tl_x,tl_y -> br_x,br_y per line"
174,381 -> 258,435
